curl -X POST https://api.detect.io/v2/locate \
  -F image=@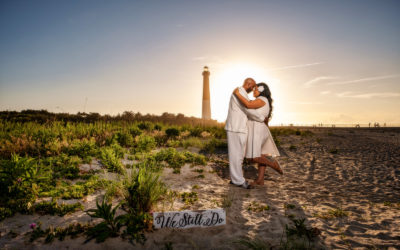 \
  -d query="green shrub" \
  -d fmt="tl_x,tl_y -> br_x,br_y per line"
179,137 -> 204,149
165,128 -> 180,138
189,126 -> 203,137
137,122 -> 154,131
116,131 -> 135,147
202,138 -> 227,153
135,135 -> 156,153
41,175 -> 107,199
66,138 -> 97,159
153,123 -> 163,131
0,207 -> 13,220
122,166 -> 167,214
0,154 -> 42,214
100,148 -> 125,174
45,154 -> 81,179
34,199 -> 83,216
129,126 -> 142,137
